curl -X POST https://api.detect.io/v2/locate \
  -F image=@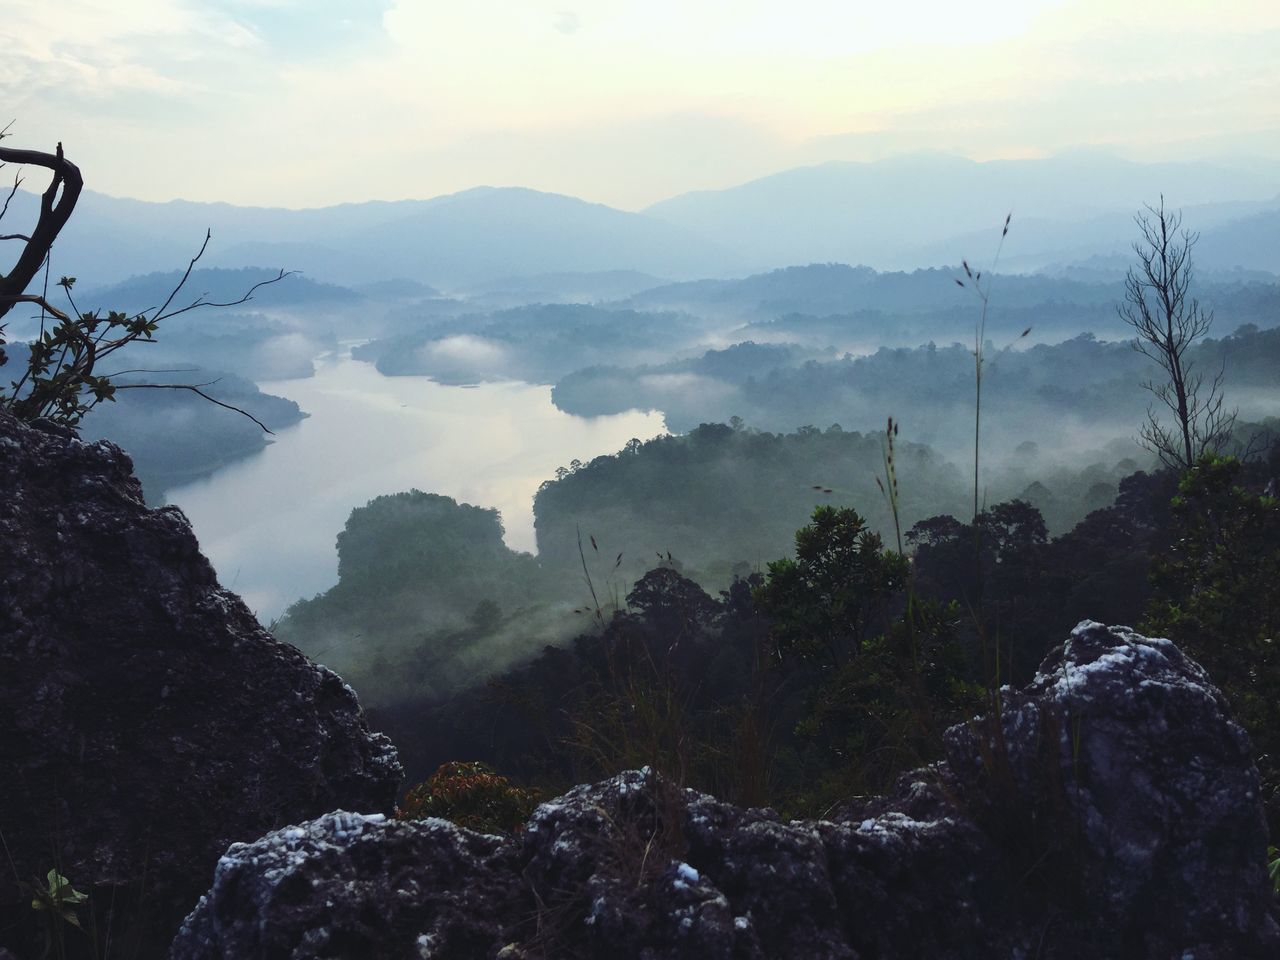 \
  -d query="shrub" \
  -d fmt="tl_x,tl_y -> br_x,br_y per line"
397,761 -> 540,836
